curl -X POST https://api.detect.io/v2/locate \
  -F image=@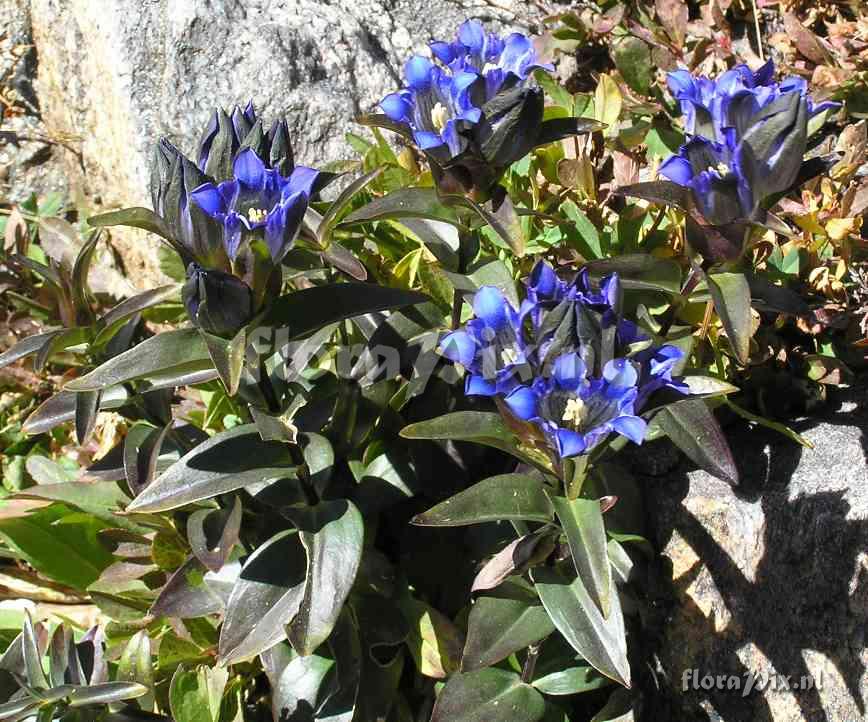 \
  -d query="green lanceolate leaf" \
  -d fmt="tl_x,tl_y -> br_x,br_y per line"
219,530 -> 308,664
123,421 -> 172,497
651,399 -> 739,485
462,580 -> 555,672
613,181 -> 690,210
127,424 -> 297,512
535,117 -> 605,146
169,664 -> 228,722
707,270 -> 752,365
413,474 -> 554,527
442,258 -> 520,309
14,481 -> 142,532
261,644 -> 335,722
88,207 -> 174,242
341,187 -> 462,227
263,283 -> 429,339
531,567 -> 630,688
585,254 -> 682,295
94,284 -> 181,347
316,167 -> 384,248
65,328 -> 211,391
431,668 -> 546,722
201,327 -> 246,396
186,497 -> 242,573
443,193 -> 525,257
532,666 -> 610,696
117,631 -> 155,711
681,376 -> 740,397
74,389 -> 101,445
285,500 -> 364,656
0,329 -> 62,370
549,494 -> 613,619
68,682 -> 149,707
23,387 -> 130,436
400,412 -> 553,473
